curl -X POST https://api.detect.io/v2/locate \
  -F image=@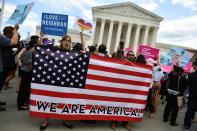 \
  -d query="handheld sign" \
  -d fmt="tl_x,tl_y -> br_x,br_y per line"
123,47 -> 132,57
167,47 -> 193,67
41,13 -> 68,36
7,3 -> 34,24
160,47 -> 194,67
76,18 -> 92,31
138,45 -> 159,60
